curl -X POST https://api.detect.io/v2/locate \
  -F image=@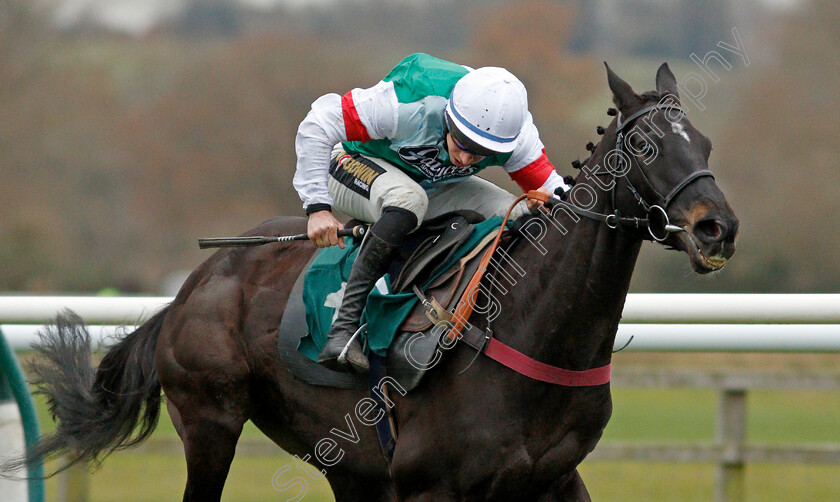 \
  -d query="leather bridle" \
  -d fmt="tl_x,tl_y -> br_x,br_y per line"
547,103 -> 715,242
